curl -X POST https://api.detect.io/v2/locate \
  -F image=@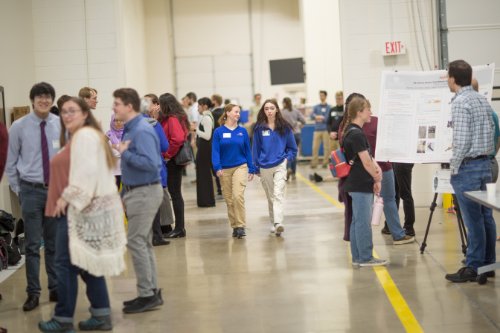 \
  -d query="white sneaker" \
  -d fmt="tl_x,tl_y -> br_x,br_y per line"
275,223 -> 284,237
359,258 -> 388,267
270,225 -> 276,234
